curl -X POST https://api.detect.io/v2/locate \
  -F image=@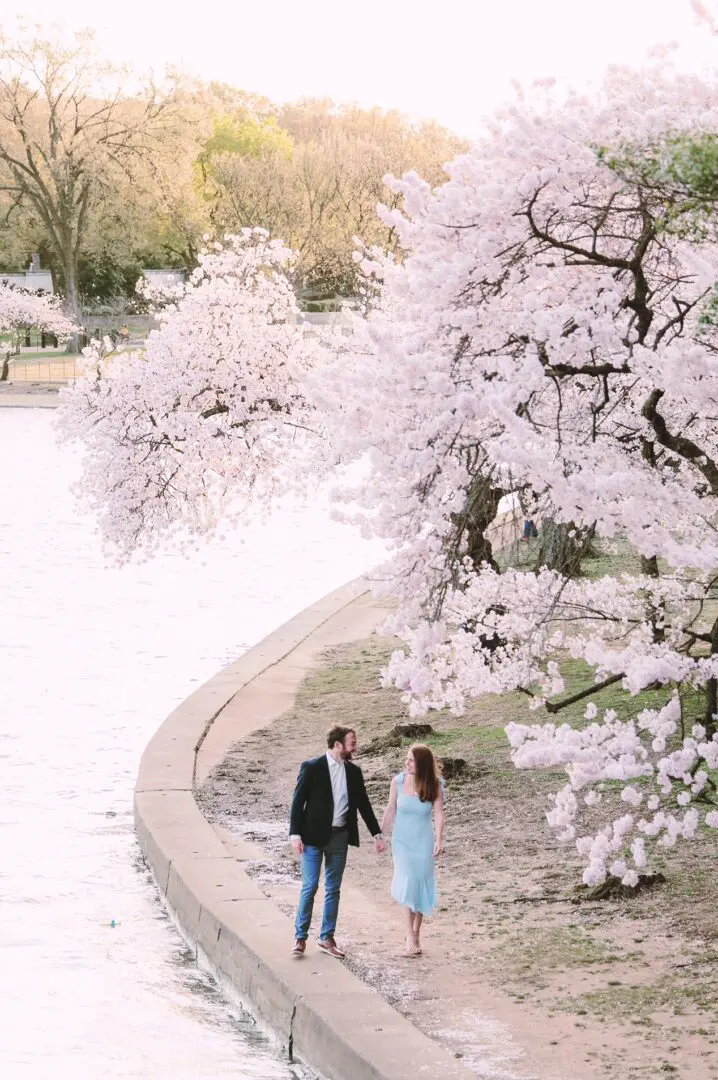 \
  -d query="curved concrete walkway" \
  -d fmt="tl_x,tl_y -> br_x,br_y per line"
135,578 -> 476,1080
